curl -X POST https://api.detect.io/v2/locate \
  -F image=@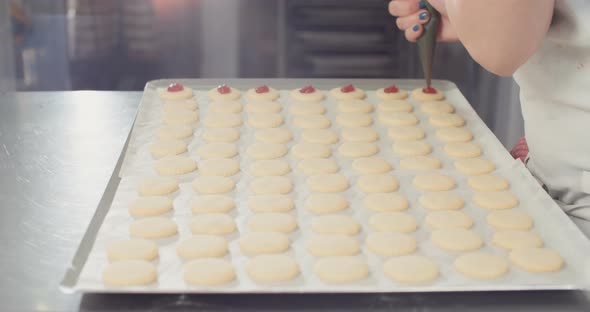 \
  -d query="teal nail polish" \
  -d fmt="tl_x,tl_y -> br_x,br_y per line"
419,12 -> 428,20
412,25 -> 420,32
418,1 -> 426,9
